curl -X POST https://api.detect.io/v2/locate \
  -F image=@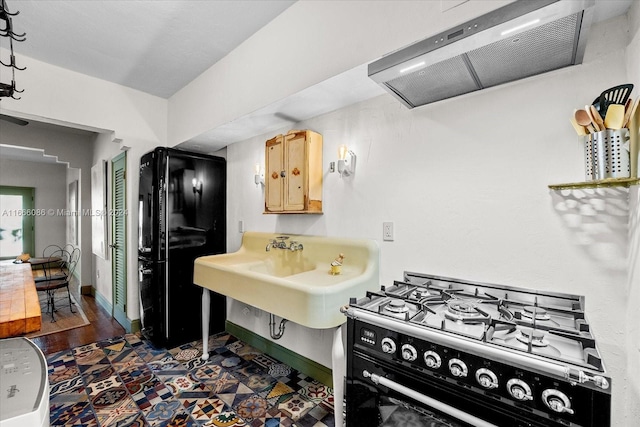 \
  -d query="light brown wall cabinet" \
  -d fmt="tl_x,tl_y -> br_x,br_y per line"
264,130 -> 322,214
